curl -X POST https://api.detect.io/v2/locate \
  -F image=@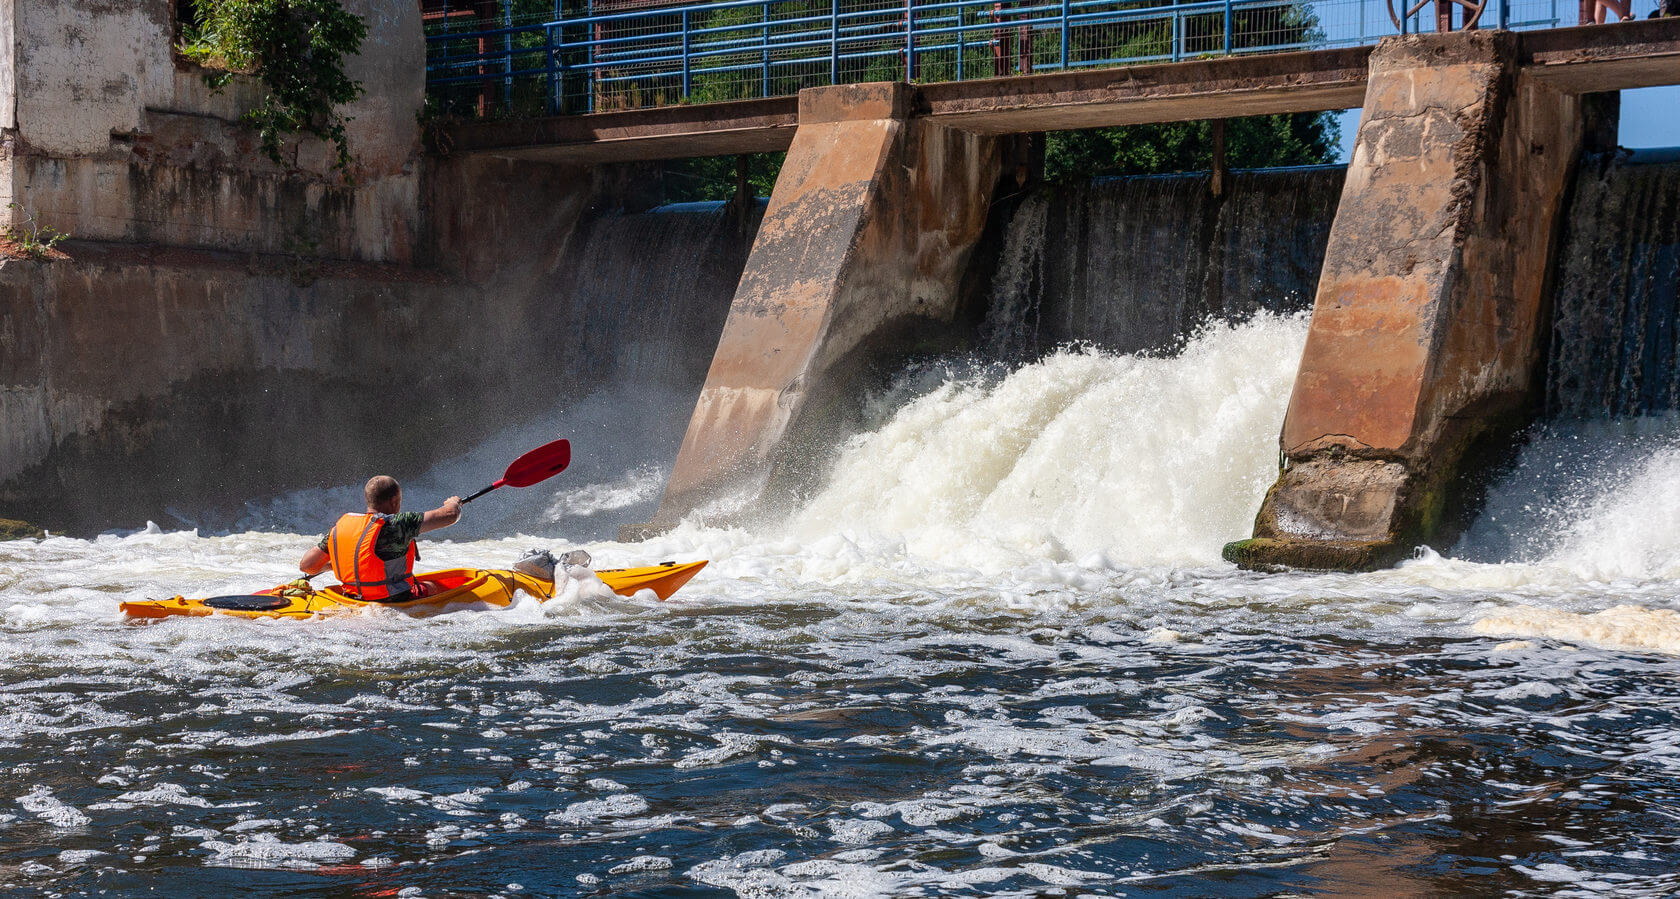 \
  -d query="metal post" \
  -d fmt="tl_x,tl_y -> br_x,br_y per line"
1223,0 -> 1233,53
905,0 -> 915,81
1499,0 -> 1509,28
587,0 -> 596,112
547,23 -> 559,114
502,0 -> 513,110
957,8 -> 965,80
830,0 -> 839,84
681,9 -> 692,99
1060,0 -> 1069,68
1172,11 -> 1182,61
762,1 -> 771,98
